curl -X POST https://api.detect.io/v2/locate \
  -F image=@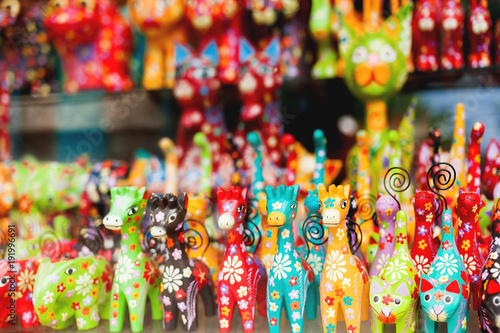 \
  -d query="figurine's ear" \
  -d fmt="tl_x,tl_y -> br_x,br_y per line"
476,188 -> 481,196
150,193 -> 161,207
420,277 -> 434,293
217,187 -> 226,201
445,280 -> 461,294
200,40 -> 220,66
292,185 -> 300,201
459,188 -> 464,195
344,185 -> 351,199
395,281 -> 410,297
487,279 -> 500,294
318,185 -> 327,200
378,193 -> 382,199
174,43 -> 193,67
139,187 -> 147,199
239,37 -> 256,64
240,187 -> 248,201
178,192 -> 188,210
382,3 -> 413,58
263,36 -> 280,66
265,185 -> 276,201
370,276 -> 384,294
